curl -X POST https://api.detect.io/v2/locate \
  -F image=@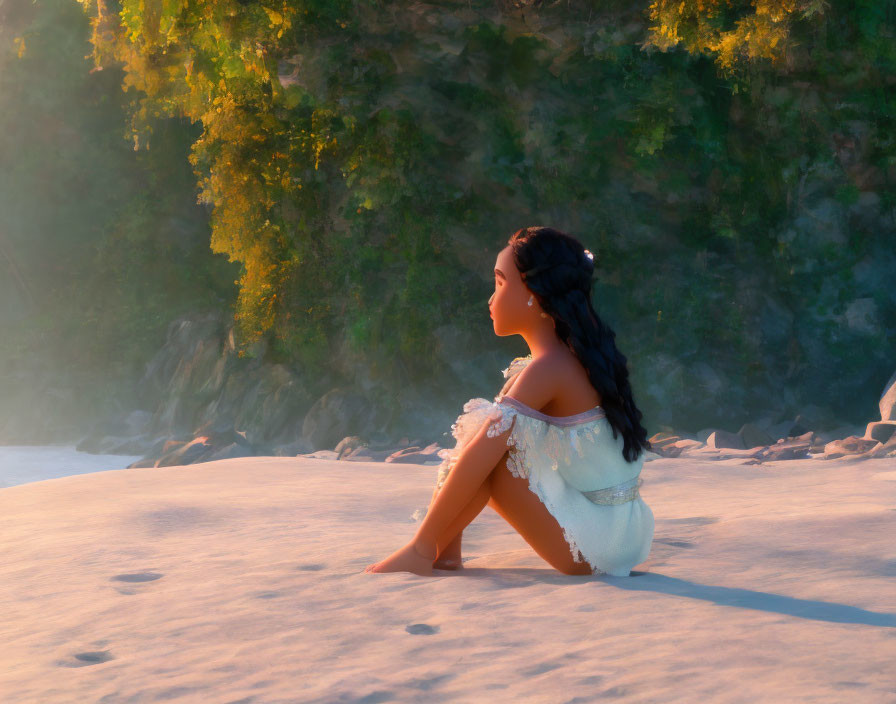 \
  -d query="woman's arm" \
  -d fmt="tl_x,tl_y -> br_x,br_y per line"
414,358 -> 557,549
